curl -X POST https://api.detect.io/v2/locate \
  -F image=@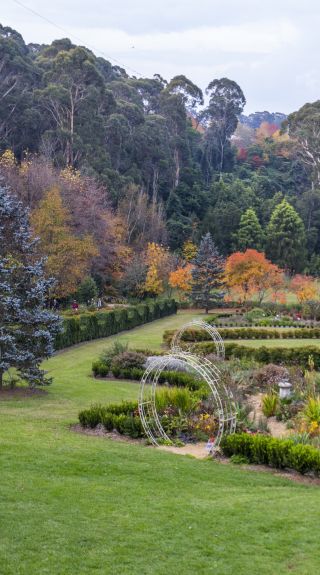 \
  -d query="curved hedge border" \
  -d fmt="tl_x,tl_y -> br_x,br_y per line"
55,299 -> 177,350
221,433 -> 320,476
163,327 -> 320,345
193,341 -> 320,369
92,363 -> 203,391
